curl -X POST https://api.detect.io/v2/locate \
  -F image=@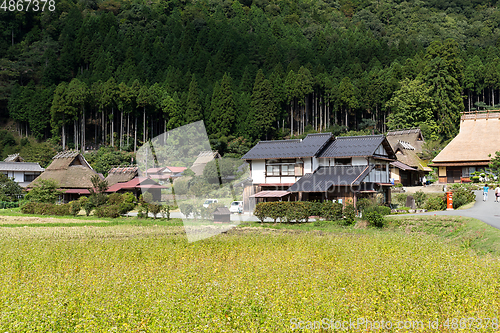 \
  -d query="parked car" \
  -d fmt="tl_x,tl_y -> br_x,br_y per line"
229,201 -> 243,213
203,199 -> 218,208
